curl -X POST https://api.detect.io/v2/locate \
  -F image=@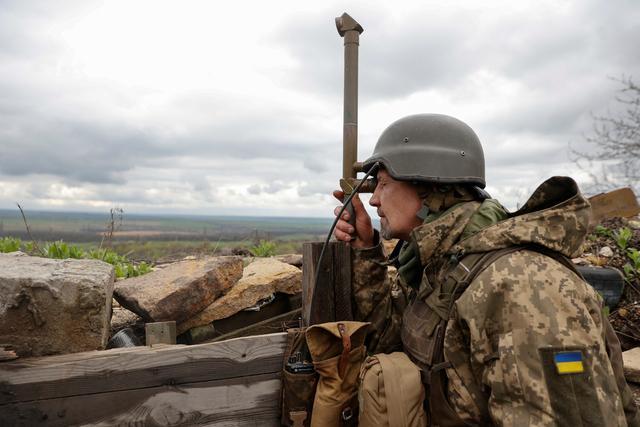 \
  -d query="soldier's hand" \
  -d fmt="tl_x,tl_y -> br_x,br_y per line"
332,190 -> 375,249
